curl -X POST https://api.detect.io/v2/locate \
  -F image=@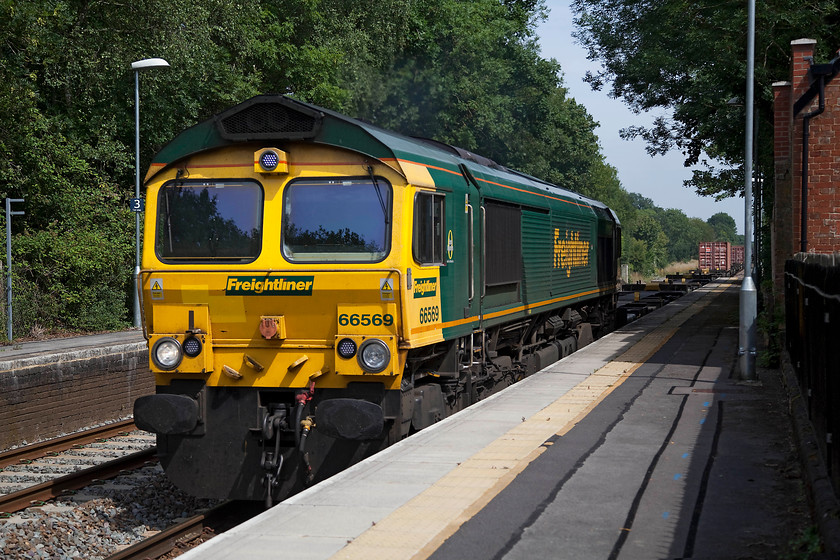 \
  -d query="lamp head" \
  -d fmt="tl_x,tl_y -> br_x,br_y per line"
131,58 -> 170,71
